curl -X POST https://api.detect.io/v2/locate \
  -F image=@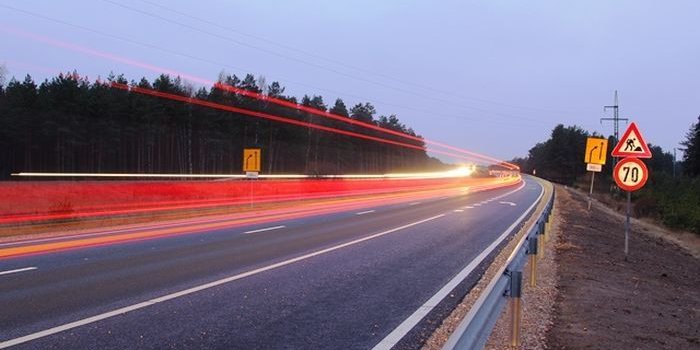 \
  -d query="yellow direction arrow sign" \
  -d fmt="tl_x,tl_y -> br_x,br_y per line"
584,137 -> 608,165
243,148 -> 261,172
